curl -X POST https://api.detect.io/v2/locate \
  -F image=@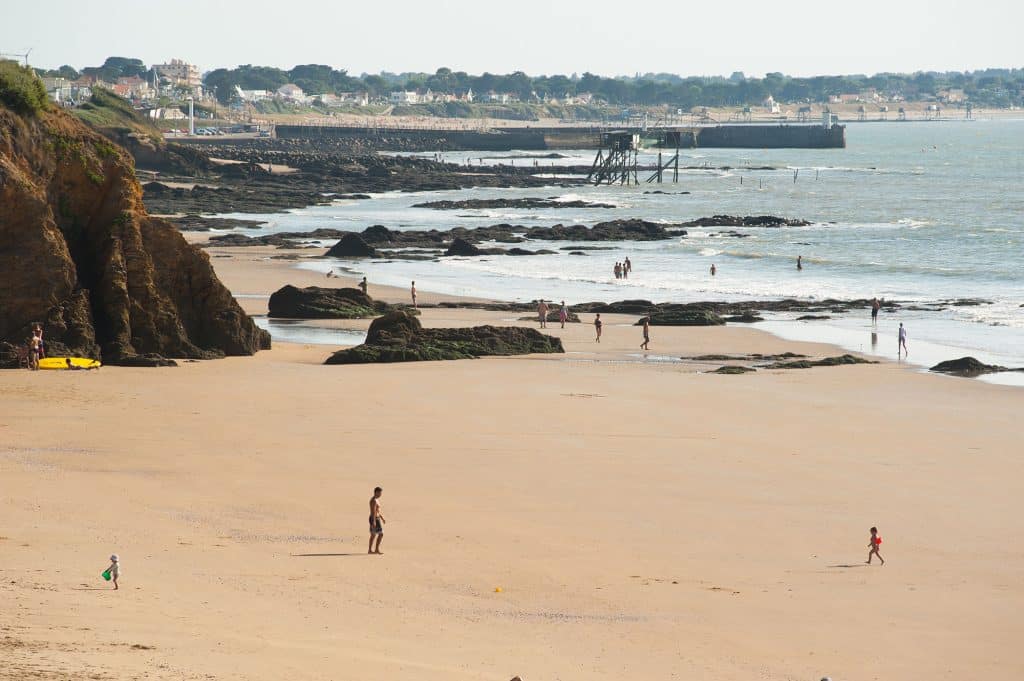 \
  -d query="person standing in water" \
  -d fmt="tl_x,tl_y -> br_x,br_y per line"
558,301 -> 569,329
537,299 -> 549,329
867,527 -> 884,565
797,255 -> 803,271
710,263 -> 717,276
871,297 -> 880,325
898,322 -> 908,358
368,487 -> 385,555
640,314 -> 650,350
410,281 -> 417,309
624,257 -> 632,274
594,313 -> 603,342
